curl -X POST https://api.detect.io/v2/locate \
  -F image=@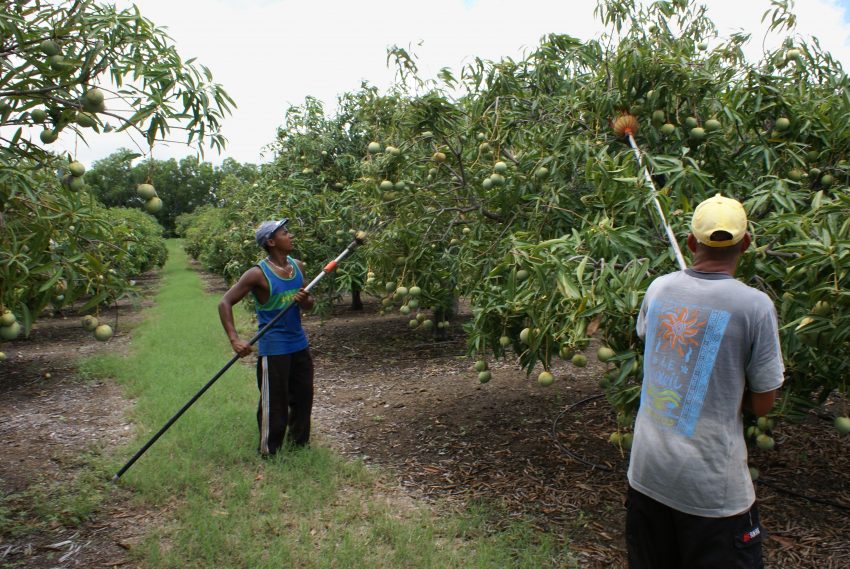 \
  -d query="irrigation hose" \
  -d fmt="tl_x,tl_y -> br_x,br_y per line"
111,232 -> 367,482
757,477 -> 850,511
550,393 -> 616,472
551,392 -> 850,511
